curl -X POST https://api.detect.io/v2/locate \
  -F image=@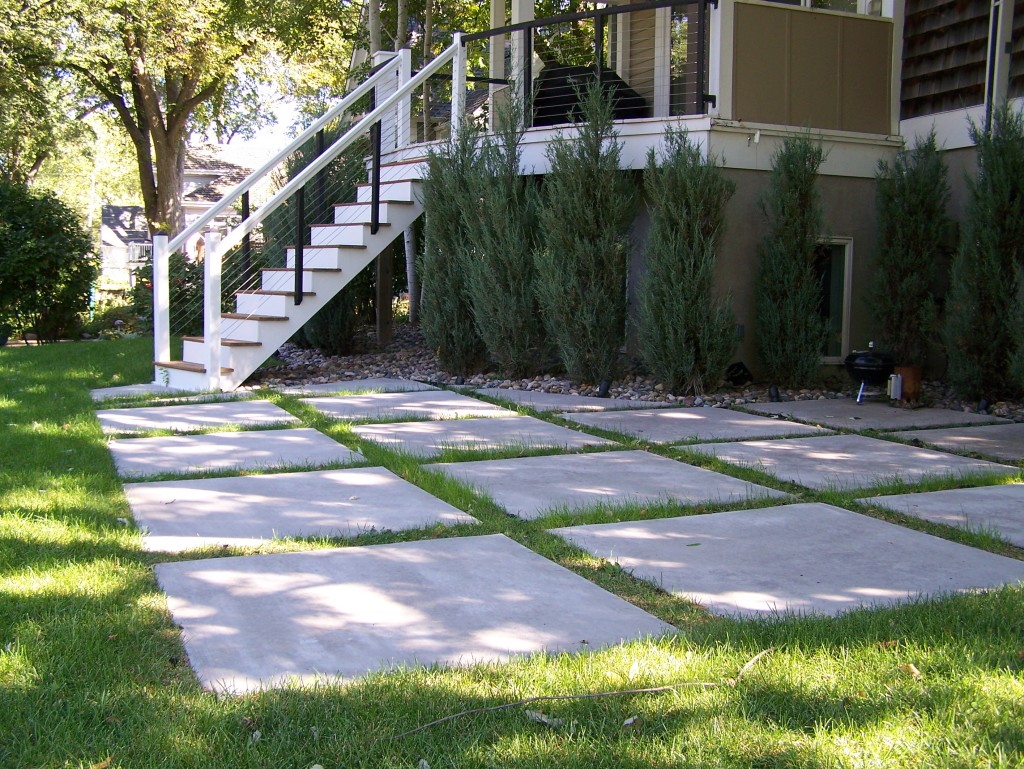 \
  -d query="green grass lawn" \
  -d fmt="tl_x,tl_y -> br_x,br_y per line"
2,337 -> 1023,768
